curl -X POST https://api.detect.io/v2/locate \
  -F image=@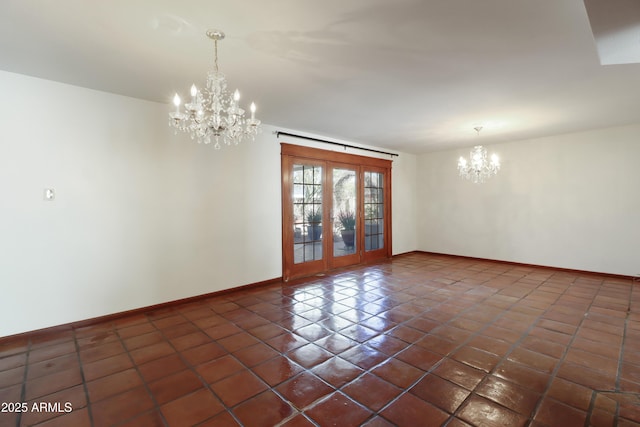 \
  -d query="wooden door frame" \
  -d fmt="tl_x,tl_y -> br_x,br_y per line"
281,143 -> 392,281
328,162 -> 361,270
